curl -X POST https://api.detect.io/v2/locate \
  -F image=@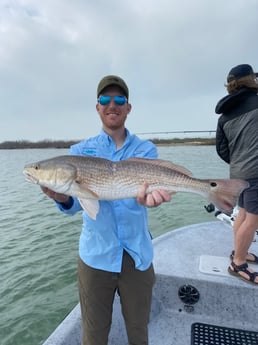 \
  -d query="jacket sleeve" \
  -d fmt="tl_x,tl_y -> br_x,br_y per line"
216,118 -> 230,164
